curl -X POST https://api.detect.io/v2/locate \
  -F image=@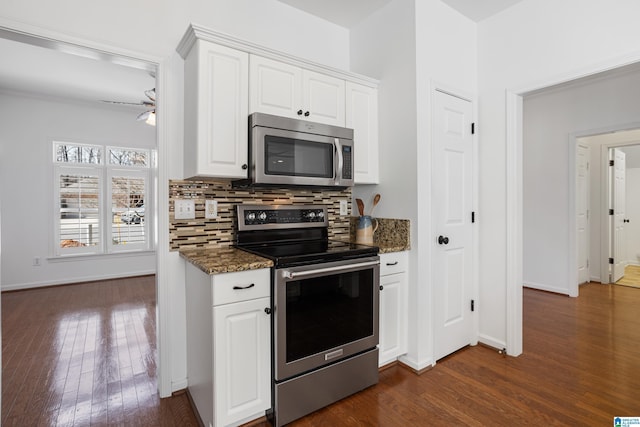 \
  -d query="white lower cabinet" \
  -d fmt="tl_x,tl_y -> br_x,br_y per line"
186,264 -> 271,427
378,252 -> 408,367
